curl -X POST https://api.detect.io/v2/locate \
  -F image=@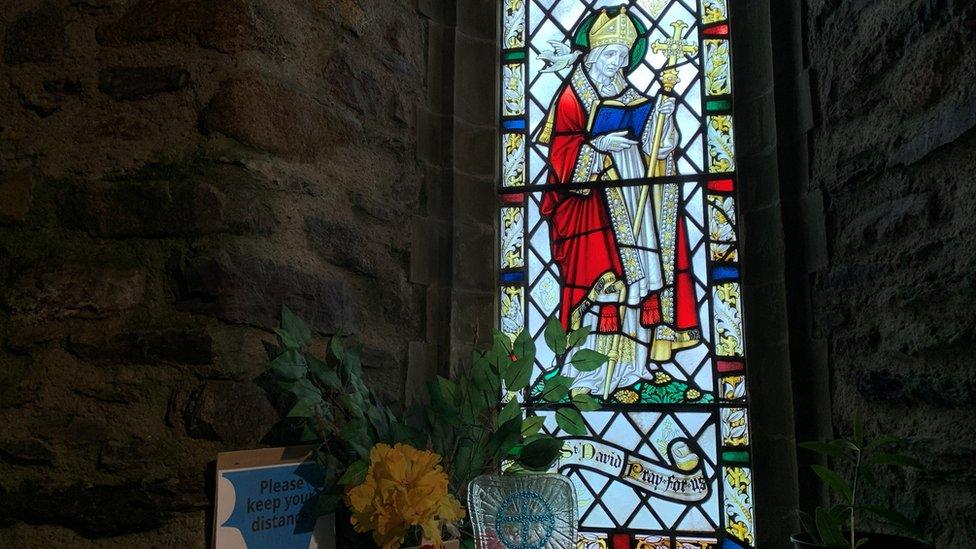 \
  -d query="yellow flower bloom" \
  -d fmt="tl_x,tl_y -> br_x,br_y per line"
346,443 -> 465,549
